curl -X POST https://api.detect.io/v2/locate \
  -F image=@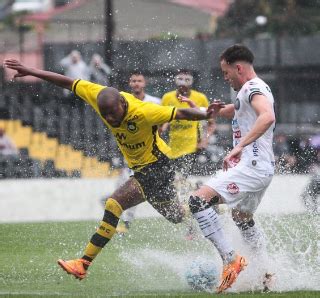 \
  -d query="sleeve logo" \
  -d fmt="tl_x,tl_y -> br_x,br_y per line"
227,183 -> 239,194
